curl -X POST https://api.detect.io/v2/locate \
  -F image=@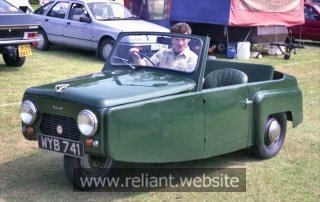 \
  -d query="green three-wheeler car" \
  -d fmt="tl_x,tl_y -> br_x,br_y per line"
20,32 -> 303,189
